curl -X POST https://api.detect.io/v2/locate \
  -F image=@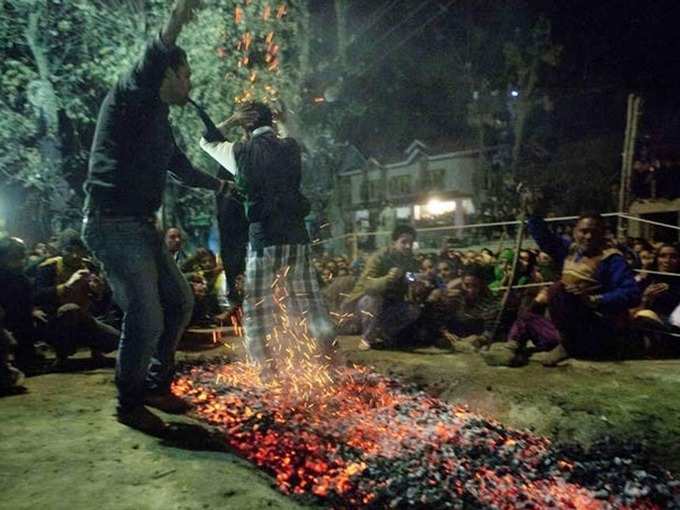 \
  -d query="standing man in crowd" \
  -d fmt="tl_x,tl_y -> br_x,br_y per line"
81,0 -> 226,432
164,227 -> 187,265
